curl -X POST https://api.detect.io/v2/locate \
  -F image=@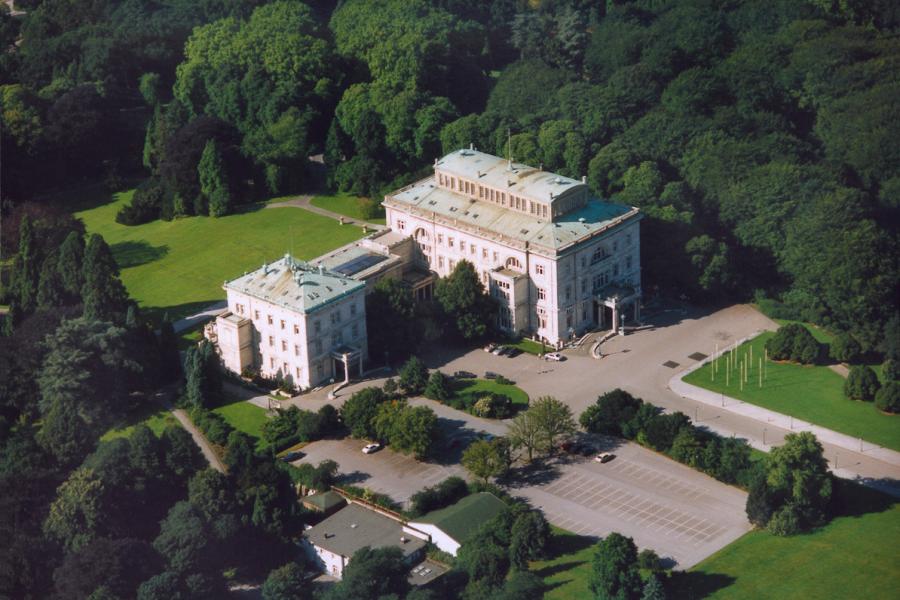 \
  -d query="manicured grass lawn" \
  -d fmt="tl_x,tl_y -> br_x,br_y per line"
506,338 -> 546,355
670,484 -> 900,599
75,190 -> 366,322
177,322 -> 206,351
530,527 -> 596,599
452,378 -> 530,408
683,331 -> 900,451
213,399 -> 269,445
102,405 -> 178,441
310,192 -> 386,224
